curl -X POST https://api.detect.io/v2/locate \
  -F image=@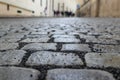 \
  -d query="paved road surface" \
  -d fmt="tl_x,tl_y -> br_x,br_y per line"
0,18 -> 120,80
